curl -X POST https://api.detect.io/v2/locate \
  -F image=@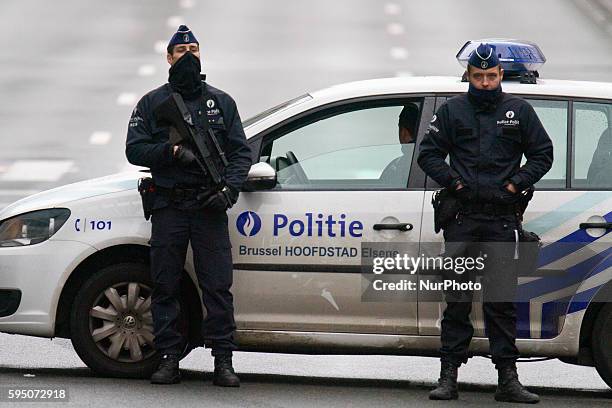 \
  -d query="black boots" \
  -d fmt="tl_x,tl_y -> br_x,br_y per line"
150,352 -> 239,387
429,362 -> 459,400
151,353 -> 181,384
495,364 -> 539,404
429,361 -> 538,403
213,354 -> 240,387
